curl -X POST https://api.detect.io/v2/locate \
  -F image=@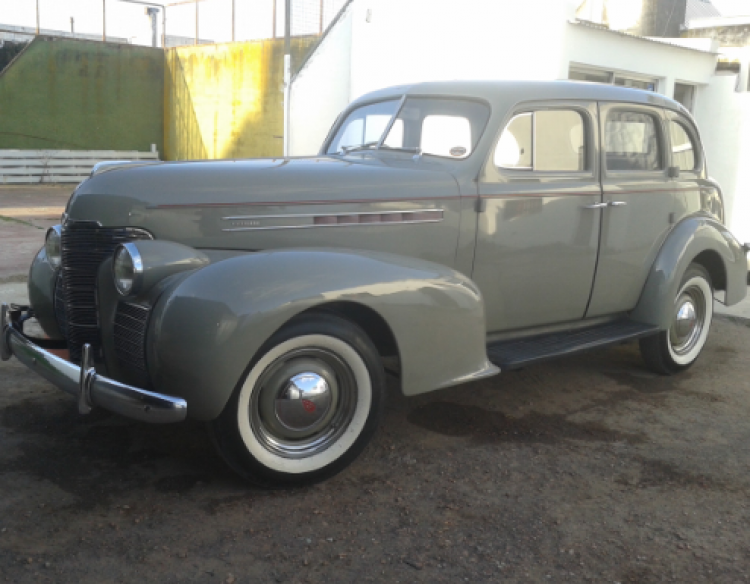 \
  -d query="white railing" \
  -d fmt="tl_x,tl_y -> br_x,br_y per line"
0,149 -> 160,184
